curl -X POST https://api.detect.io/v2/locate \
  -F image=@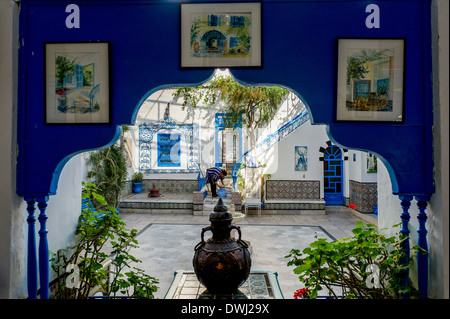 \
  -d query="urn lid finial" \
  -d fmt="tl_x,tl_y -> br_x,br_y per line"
210,198 -> 232,221
214,198 -> 228,212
